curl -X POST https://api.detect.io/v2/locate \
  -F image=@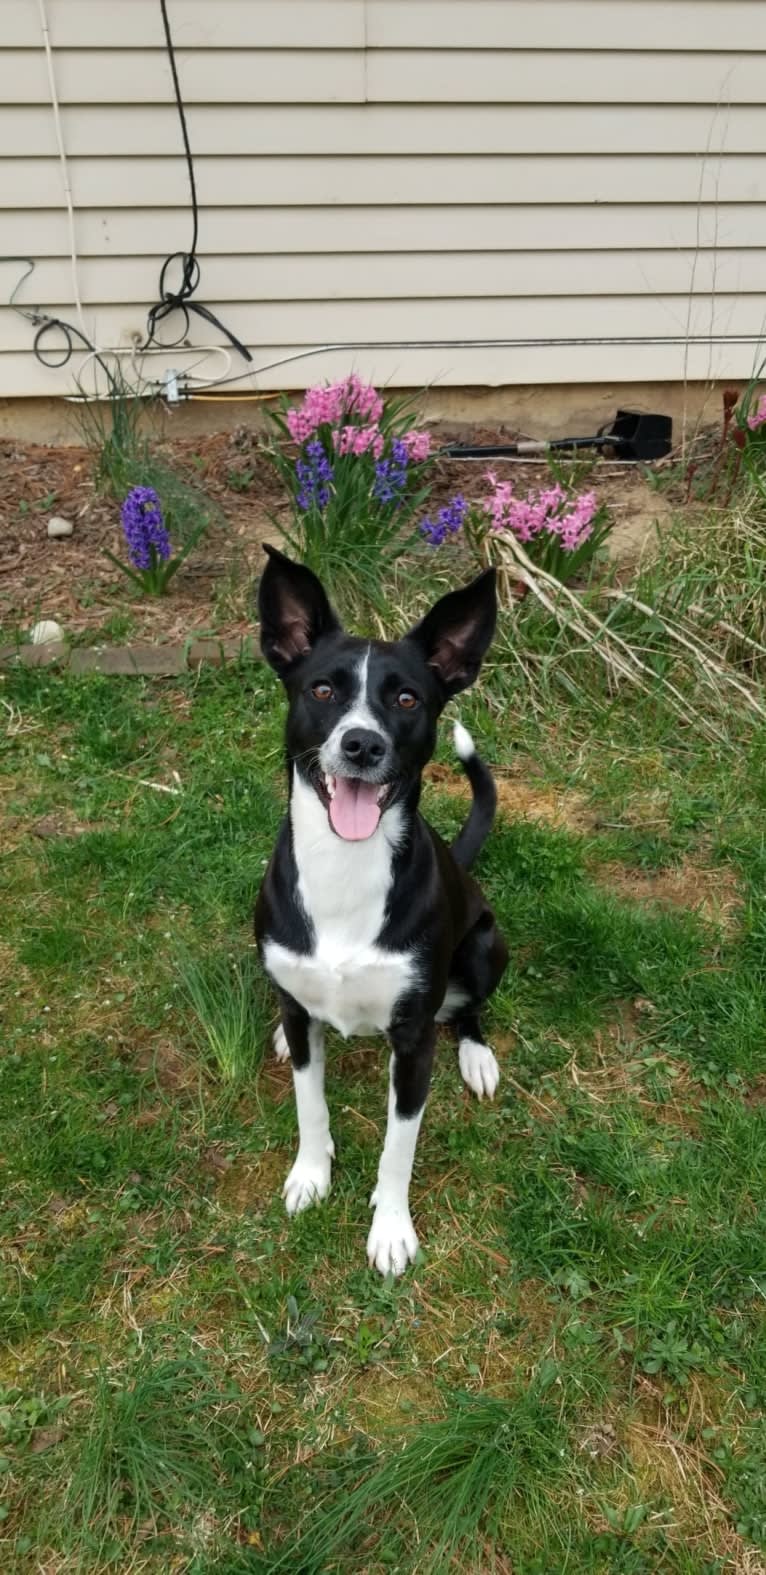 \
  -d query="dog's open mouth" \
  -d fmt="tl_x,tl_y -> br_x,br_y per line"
314,771 -> 394,840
